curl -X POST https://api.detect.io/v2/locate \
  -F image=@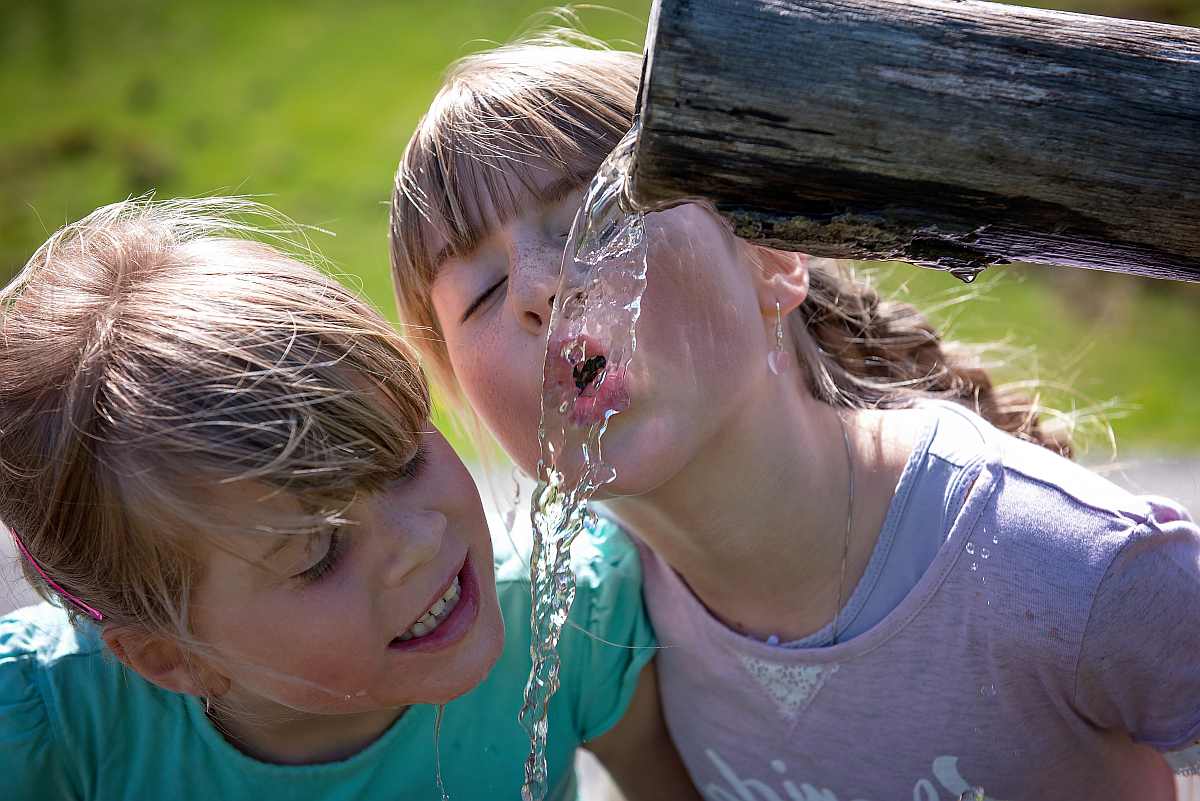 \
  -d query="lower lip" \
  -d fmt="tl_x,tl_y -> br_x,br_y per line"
558,366 -> 631,428
569,378 -> 630,427
387,557 -> 480,654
